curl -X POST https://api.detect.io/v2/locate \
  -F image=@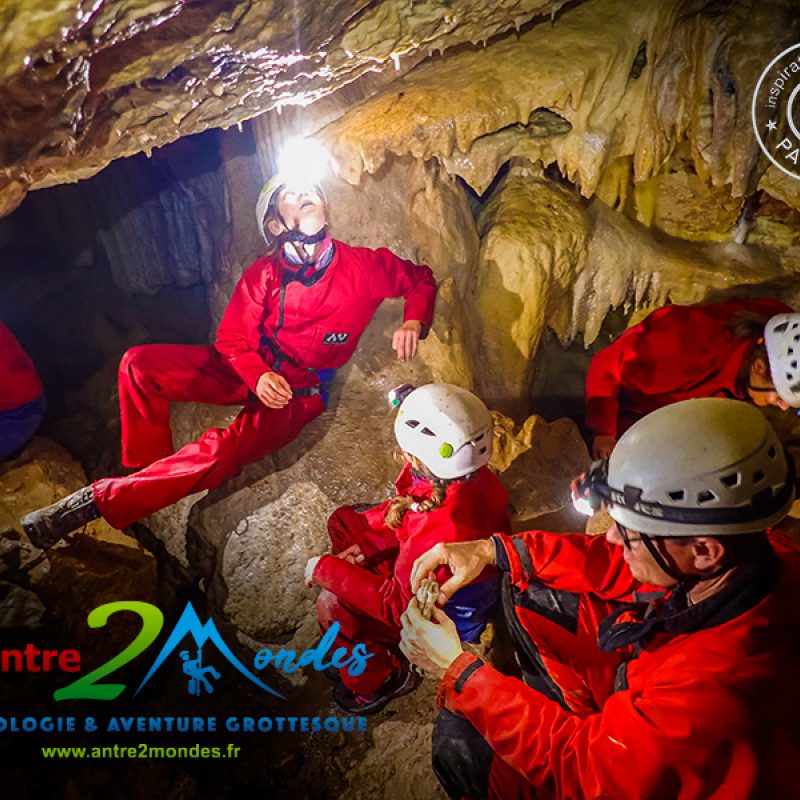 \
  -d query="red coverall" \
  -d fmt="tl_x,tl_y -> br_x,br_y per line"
0,320 -> 45,459
435,529 -> 800,800
0,321 -> 42,413
93,242 -> 436,529
313,462 -> 510,694
586,299 -> 792,438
